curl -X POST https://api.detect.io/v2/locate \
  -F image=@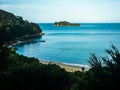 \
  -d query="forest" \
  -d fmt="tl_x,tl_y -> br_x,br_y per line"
0,9 -> 42,44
